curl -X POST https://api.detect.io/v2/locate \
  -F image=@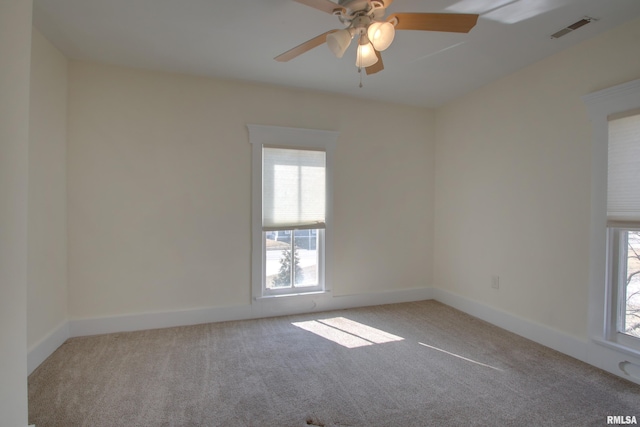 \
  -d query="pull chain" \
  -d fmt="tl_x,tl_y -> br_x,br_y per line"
357,34 -> 364,88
